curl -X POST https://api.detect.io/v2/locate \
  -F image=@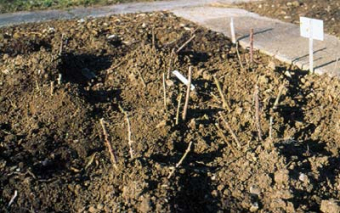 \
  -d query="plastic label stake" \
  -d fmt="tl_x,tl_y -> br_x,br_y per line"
300,17 -> 324,73
172,70 -> 195,91
230,17 -> 236,44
